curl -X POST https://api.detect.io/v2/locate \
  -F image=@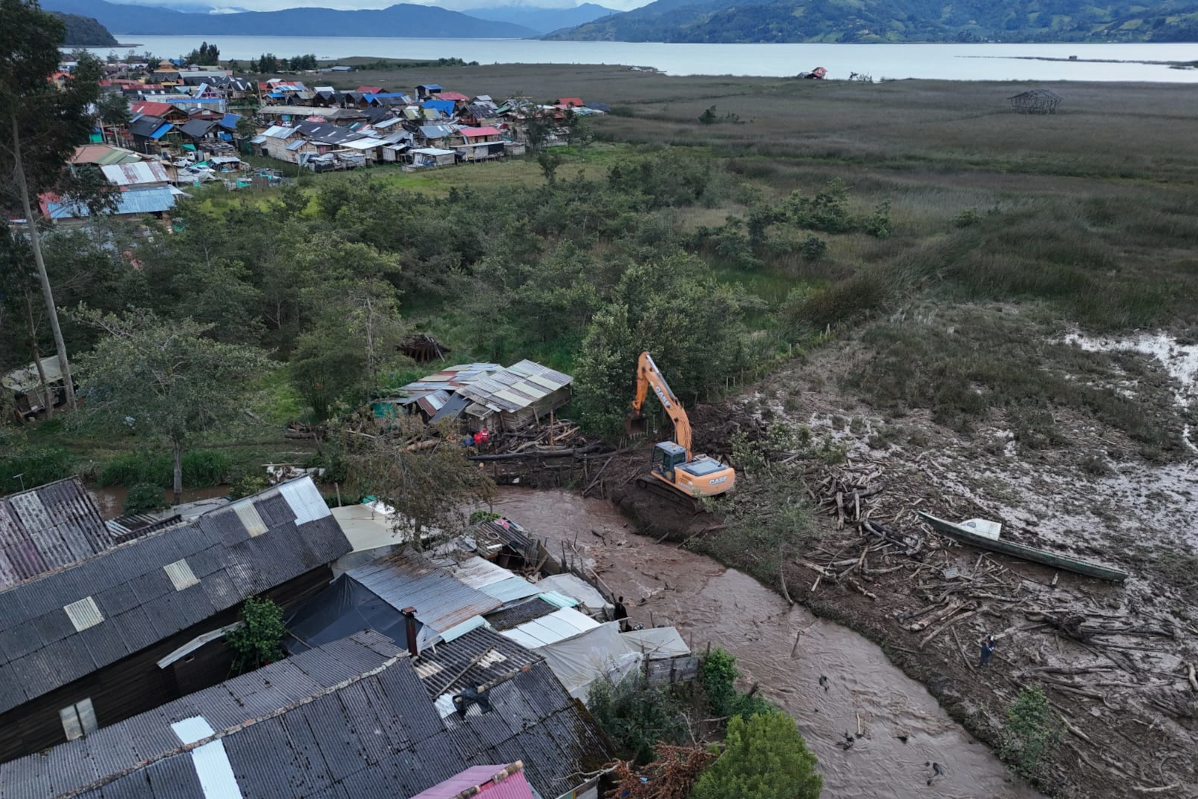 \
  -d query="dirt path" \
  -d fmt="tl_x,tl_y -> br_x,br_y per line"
492,488 -> 1042,799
